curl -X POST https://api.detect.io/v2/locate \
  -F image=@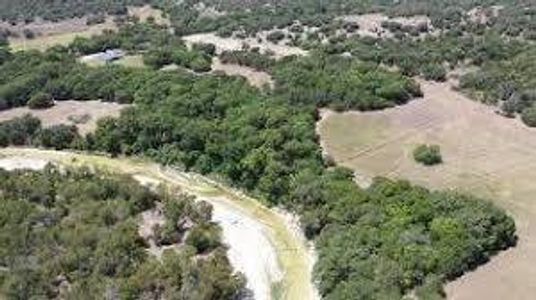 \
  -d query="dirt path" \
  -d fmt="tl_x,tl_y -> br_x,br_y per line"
0,148 -> 319,300
318,80 -> 536,300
